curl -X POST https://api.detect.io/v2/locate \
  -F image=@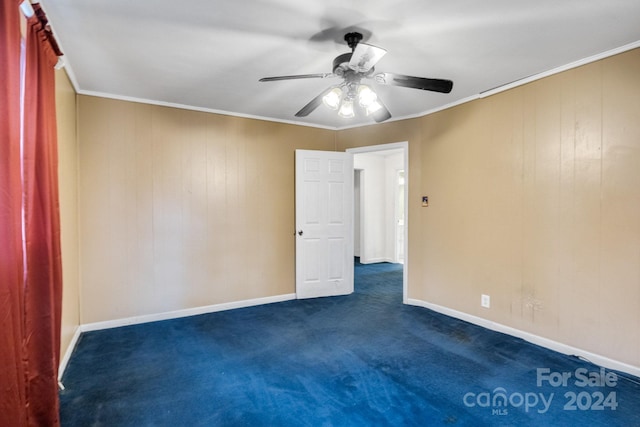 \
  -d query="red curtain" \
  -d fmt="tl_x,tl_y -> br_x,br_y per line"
0,1 -> 28,426
1,2 -> 63,426
21,6 -> 64,425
